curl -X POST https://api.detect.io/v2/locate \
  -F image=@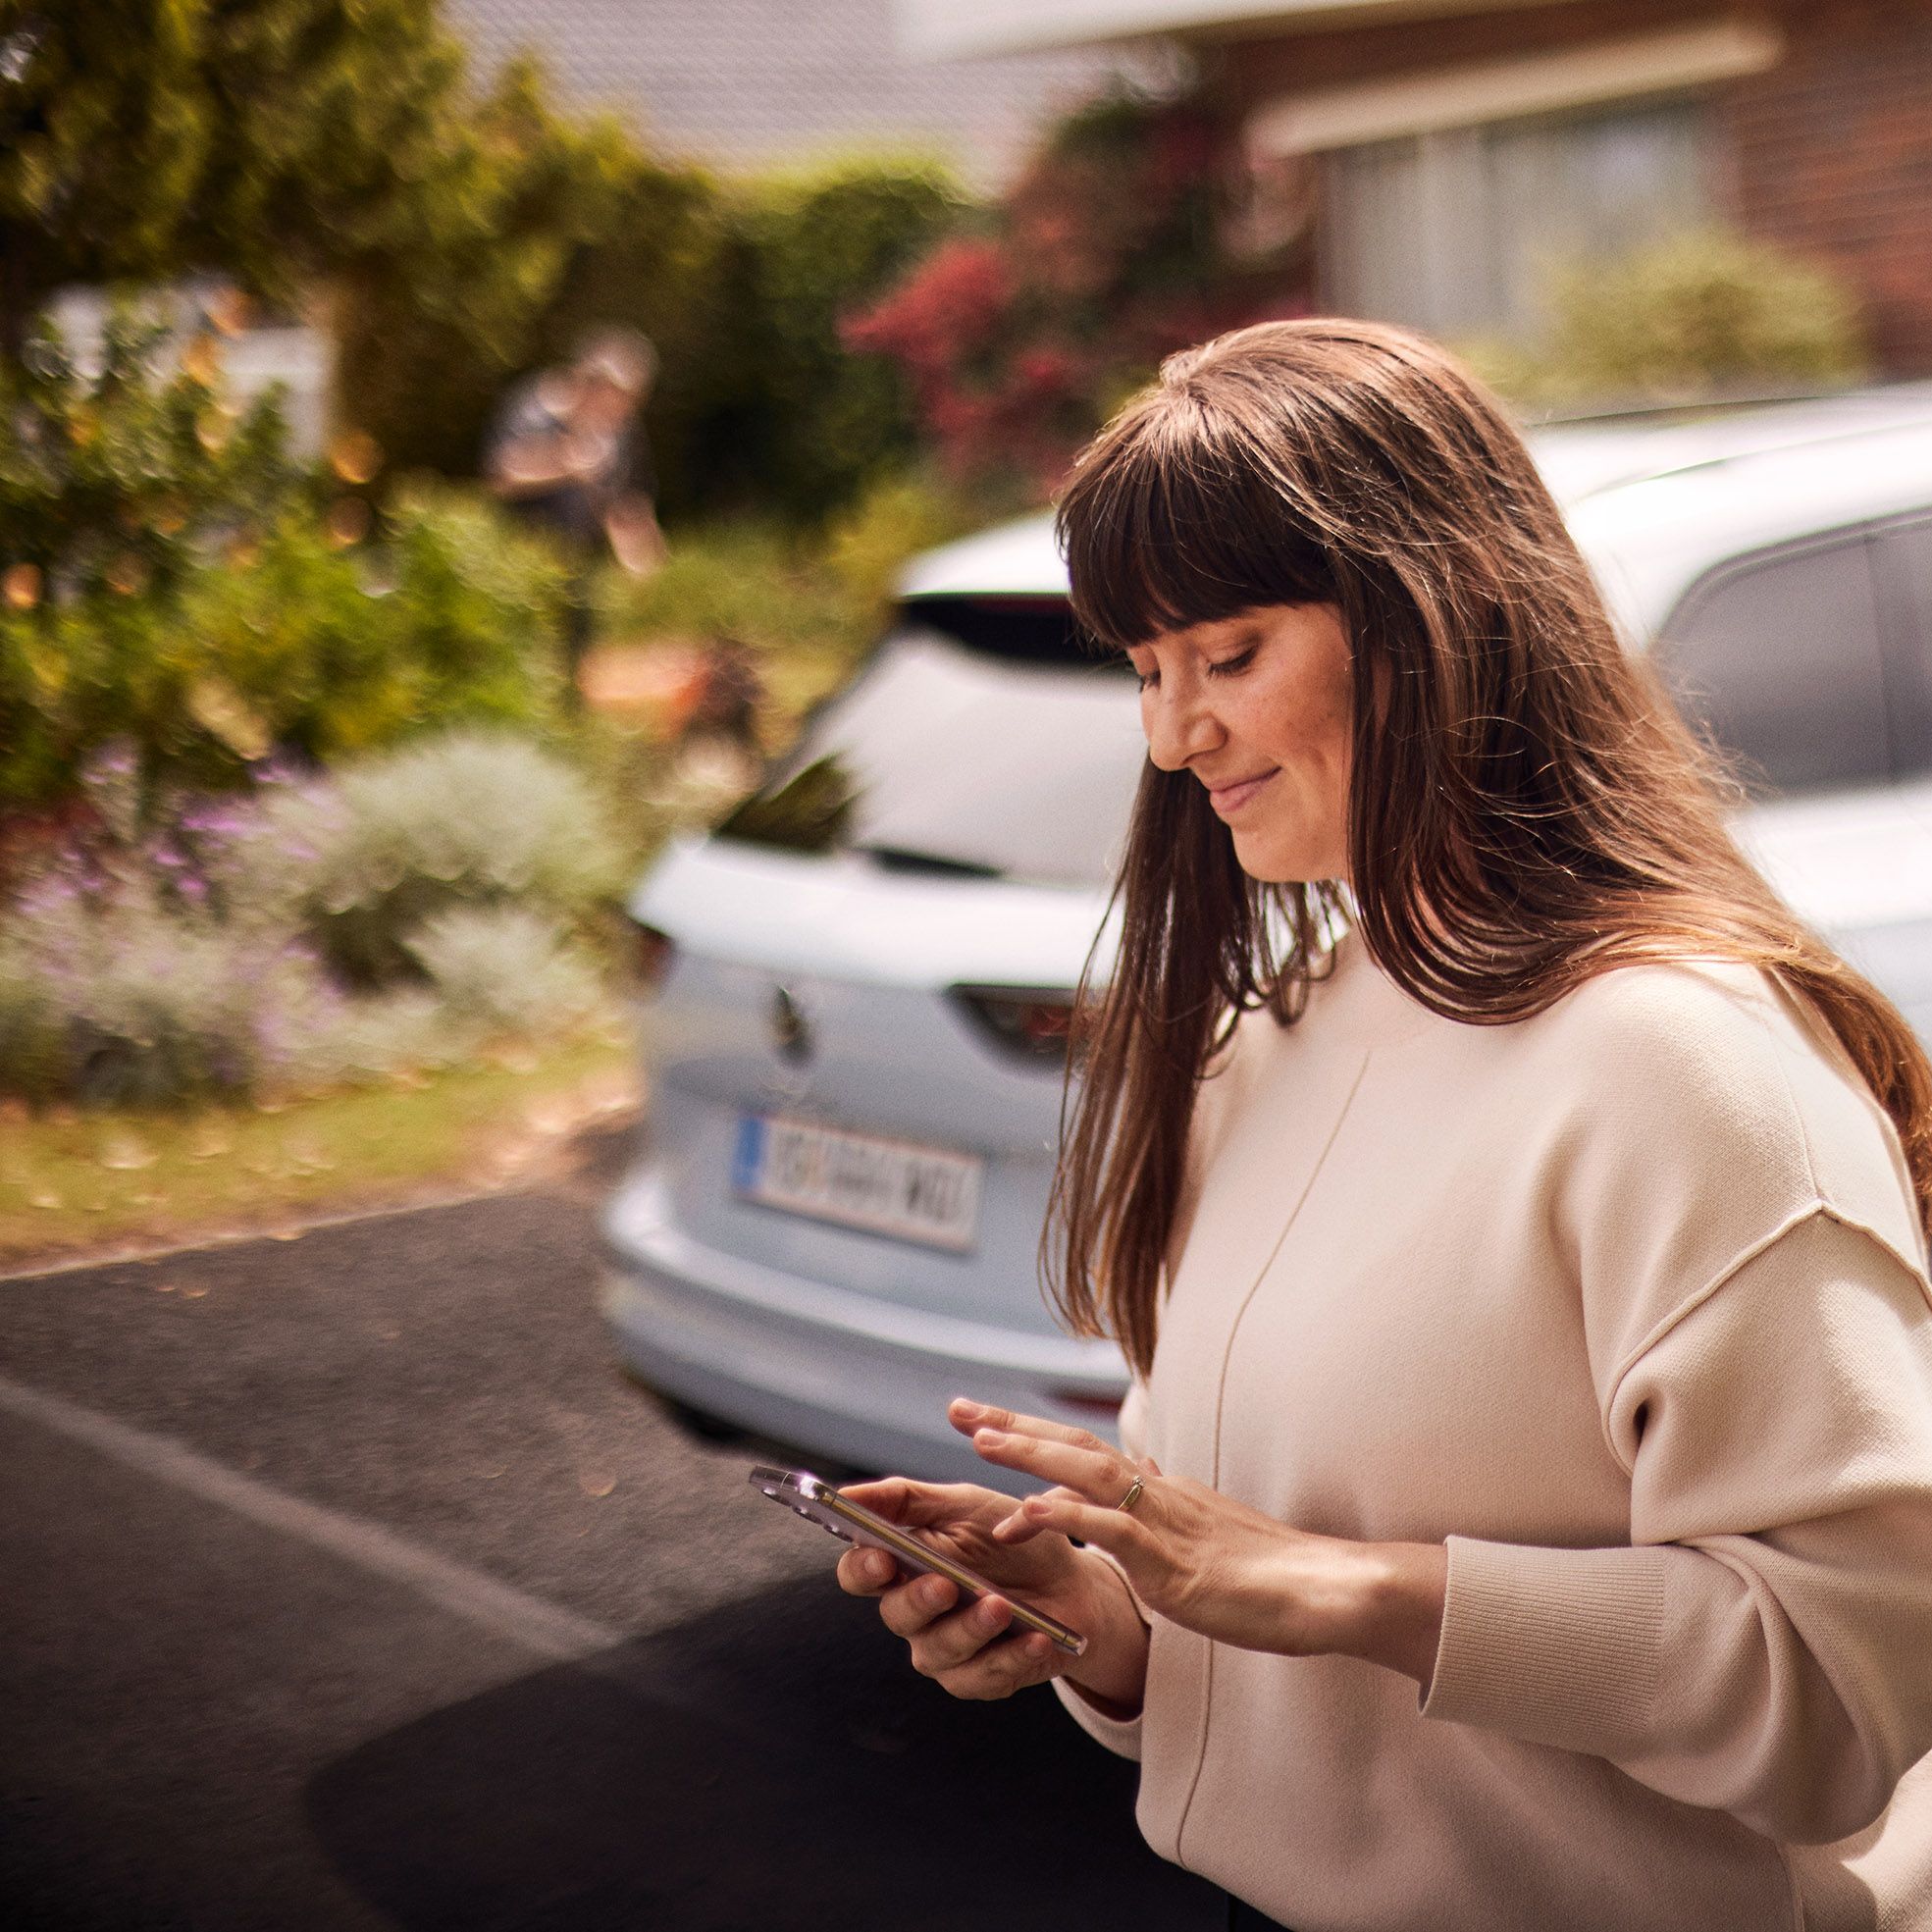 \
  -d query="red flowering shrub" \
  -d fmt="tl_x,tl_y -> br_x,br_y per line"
843,89 -> 1310,493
